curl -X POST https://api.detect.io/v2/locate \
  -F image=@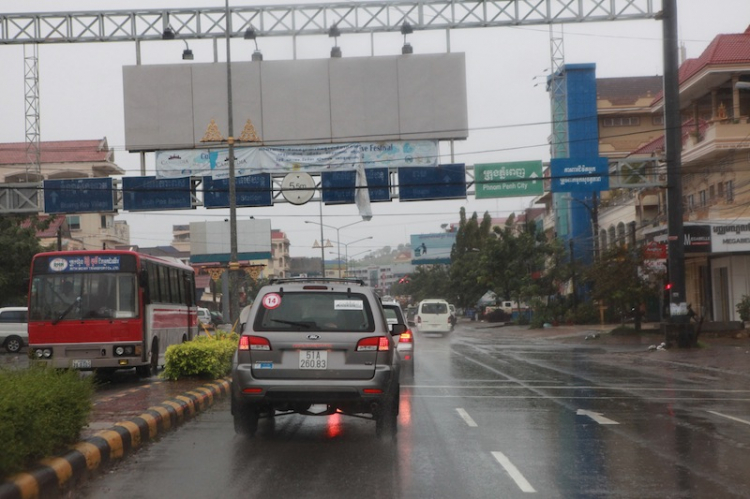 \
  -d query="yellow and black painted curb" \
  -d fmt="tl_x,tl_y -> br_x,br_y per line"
0,377 -> 231,499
